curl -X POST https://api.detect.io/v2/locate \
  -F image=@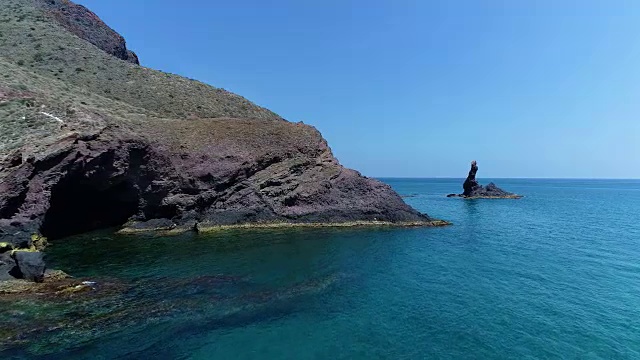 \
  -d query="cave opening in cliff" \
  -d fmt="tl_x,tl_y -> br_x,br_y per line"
40,177 -> 140,240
